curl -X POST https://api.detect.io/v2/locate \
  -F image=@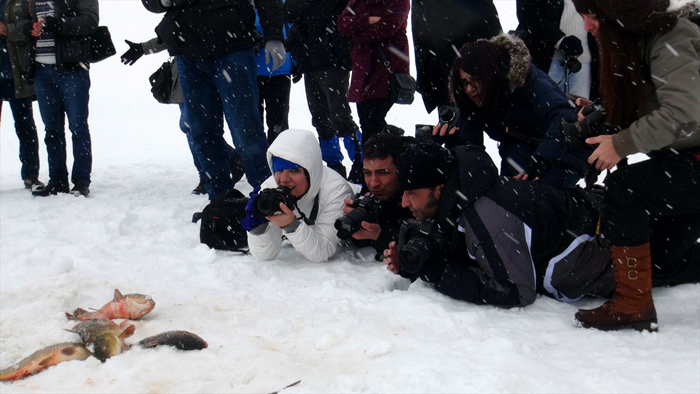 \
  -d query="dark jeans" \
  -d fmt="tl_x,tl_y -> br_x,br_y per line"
357,97 -> 394,142
4,96 -> 40,180
304,69 -> 358,167
603,151 -> 700,282
177,50 -> 270,197
257,74 -> 290,144
33,64 -> 91,187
